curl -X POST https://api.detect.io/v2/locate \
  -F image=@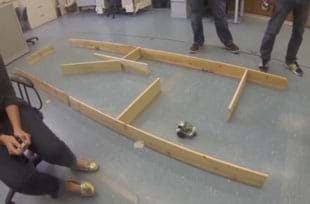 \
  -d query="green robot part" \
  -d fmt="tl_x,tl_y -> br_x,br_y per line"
176,121 -> 197,139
